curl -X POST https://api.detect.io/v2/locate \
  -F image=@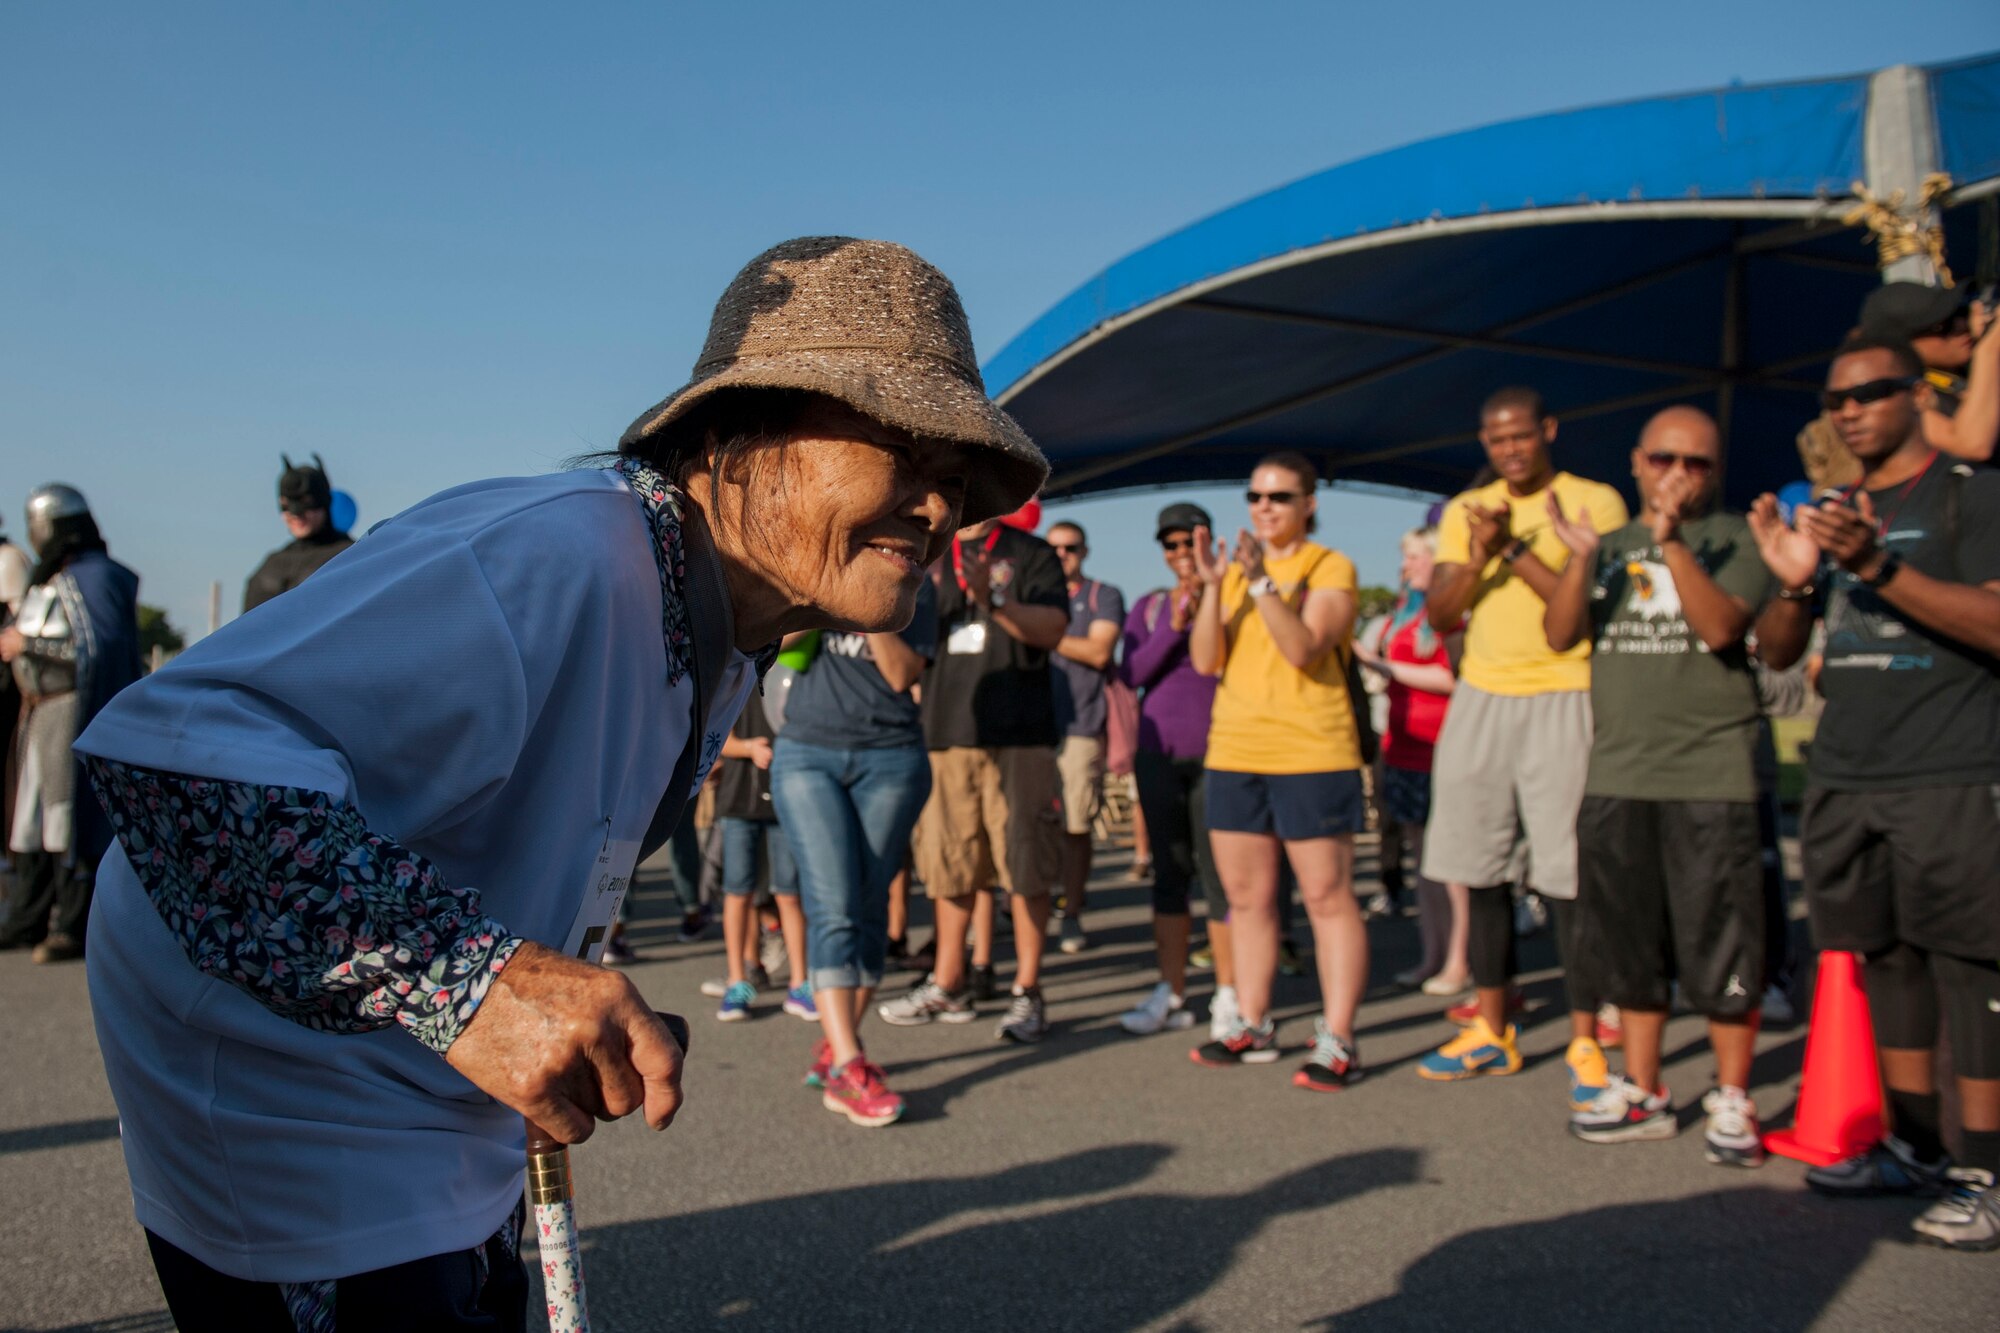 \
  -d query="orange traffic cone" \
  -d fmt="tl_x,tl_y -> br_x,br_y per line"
1764,951 -> 1885,1166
